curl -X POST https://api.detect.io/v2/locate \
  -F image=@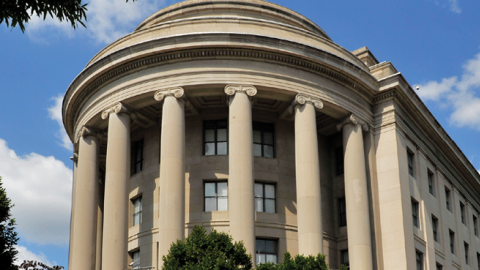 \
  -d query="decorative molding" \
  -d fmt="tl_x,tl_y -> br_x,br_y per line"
294,94 -> 323,110
153,87 -> 185,101
374,89 -> 397,103
74,126 -> 104,144
101,102 -> 137,121
224,85 -> 257,97
337,114 -> 369,131
70,153 -> 78,163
